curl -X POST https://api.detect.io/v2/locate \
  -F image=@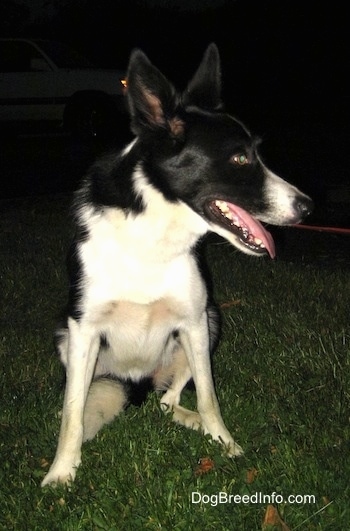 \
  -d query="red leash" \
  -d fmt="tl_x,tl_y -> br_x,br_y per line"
293,224 -> 350,235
